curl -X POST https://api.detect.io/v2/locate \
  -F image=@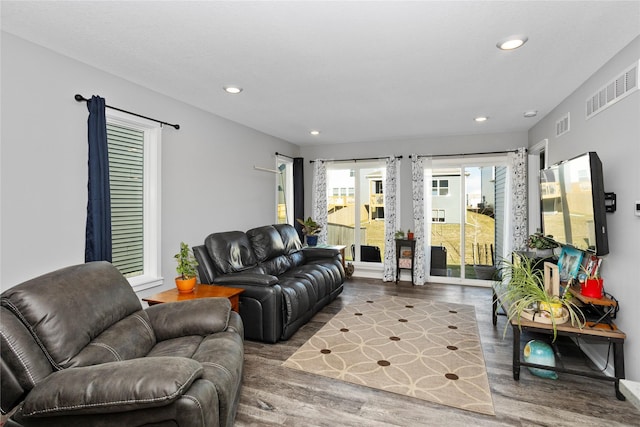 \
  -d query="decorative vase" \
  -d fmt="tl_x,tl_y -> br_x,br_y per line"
175,277 -> 196,294
306,235 -> 318,247
523,340 -> 557,379
581,278 -> 604,298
